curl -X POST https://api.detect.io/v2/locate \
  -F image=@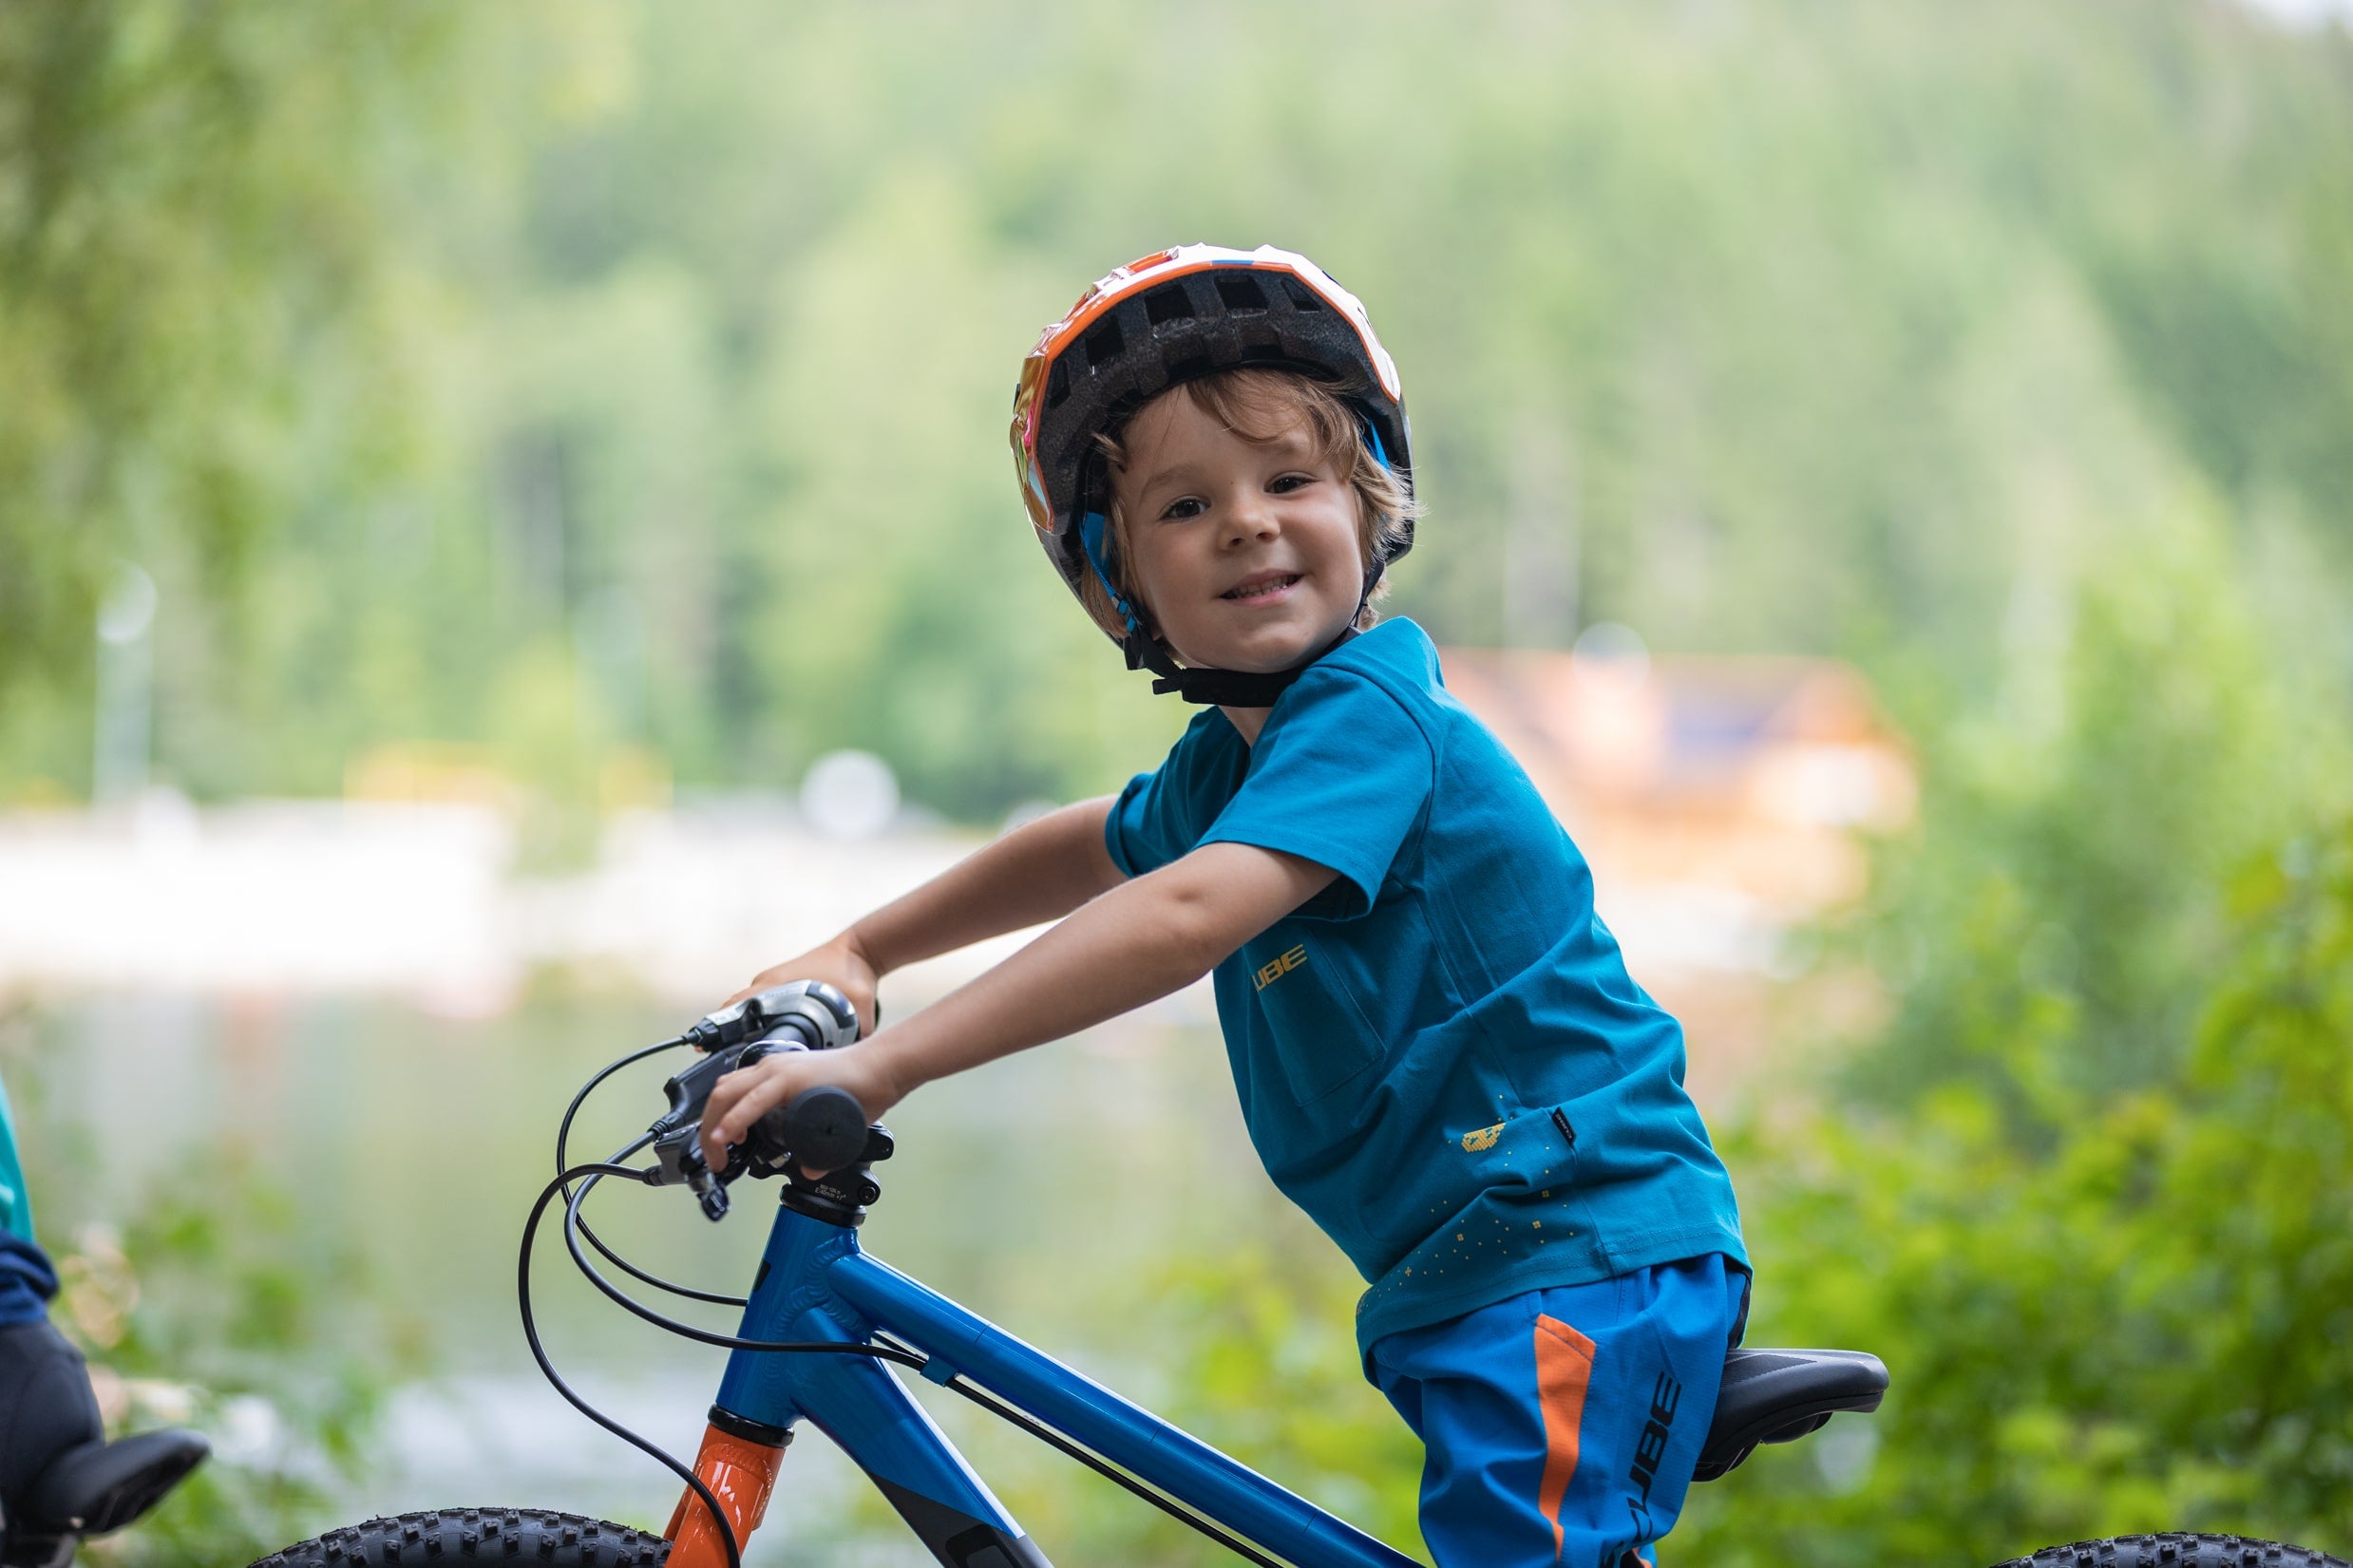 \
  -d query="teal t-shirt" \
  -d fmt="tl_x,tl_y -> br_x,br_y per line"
1105,618 -> 1747,1356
